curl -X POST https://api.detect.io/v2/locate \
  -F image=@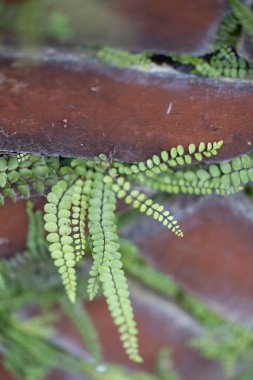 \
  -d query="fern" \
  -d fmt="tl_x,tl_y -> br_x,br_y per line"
120,239 -> 253,376
97,46 -> 151,68
0,153 -> 59,203
111,176 -> 183,237
172,47 -> 253,79
190,323 -> 253,377
1,140 -> 253,363
212,13 -> 240,49
60,297 -> 102,362
134,153 -> 253,197
45,179 -> 79,302
170,0 -> 253,80
87,171 -> 142,362
229,0 -> 253,41
1,144 -> 253,371
114,141 -> 223,177
155,348 -> 182,380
